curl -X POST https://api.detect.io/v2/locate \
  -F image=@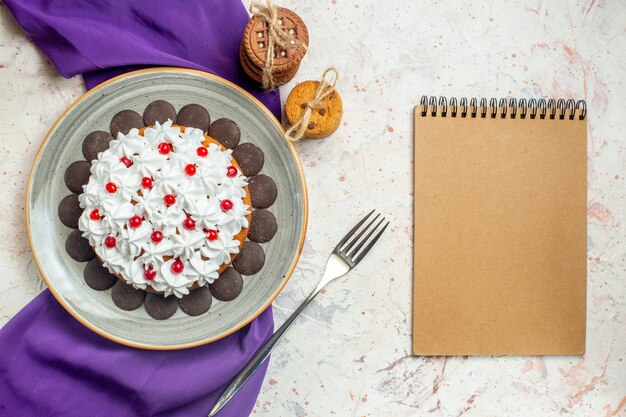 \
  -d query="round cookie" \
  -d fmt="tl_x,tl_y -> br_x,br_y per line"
82,131 -> 113,161
64,160 -> 91,194
111,281 -> 145,311
83,258 -> 117,291
110,109 -> 144,137
144,293 -> 179,320
210,268 -> 243,301
232,143 -> 264,176
248,174 -> 277,209
143,100 -> 177,126
177,104 -> 210,132
239,44 -> 267,84
248,210 -> 277,243
233,241 -> 265,275
243,7 -> 309,72
285,80 -> 343,139
65,229 -> 94,262
239,42 -> 300,87
58,194 -> 82,229
209,118 -> 240,149
178,286 -> 212,316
